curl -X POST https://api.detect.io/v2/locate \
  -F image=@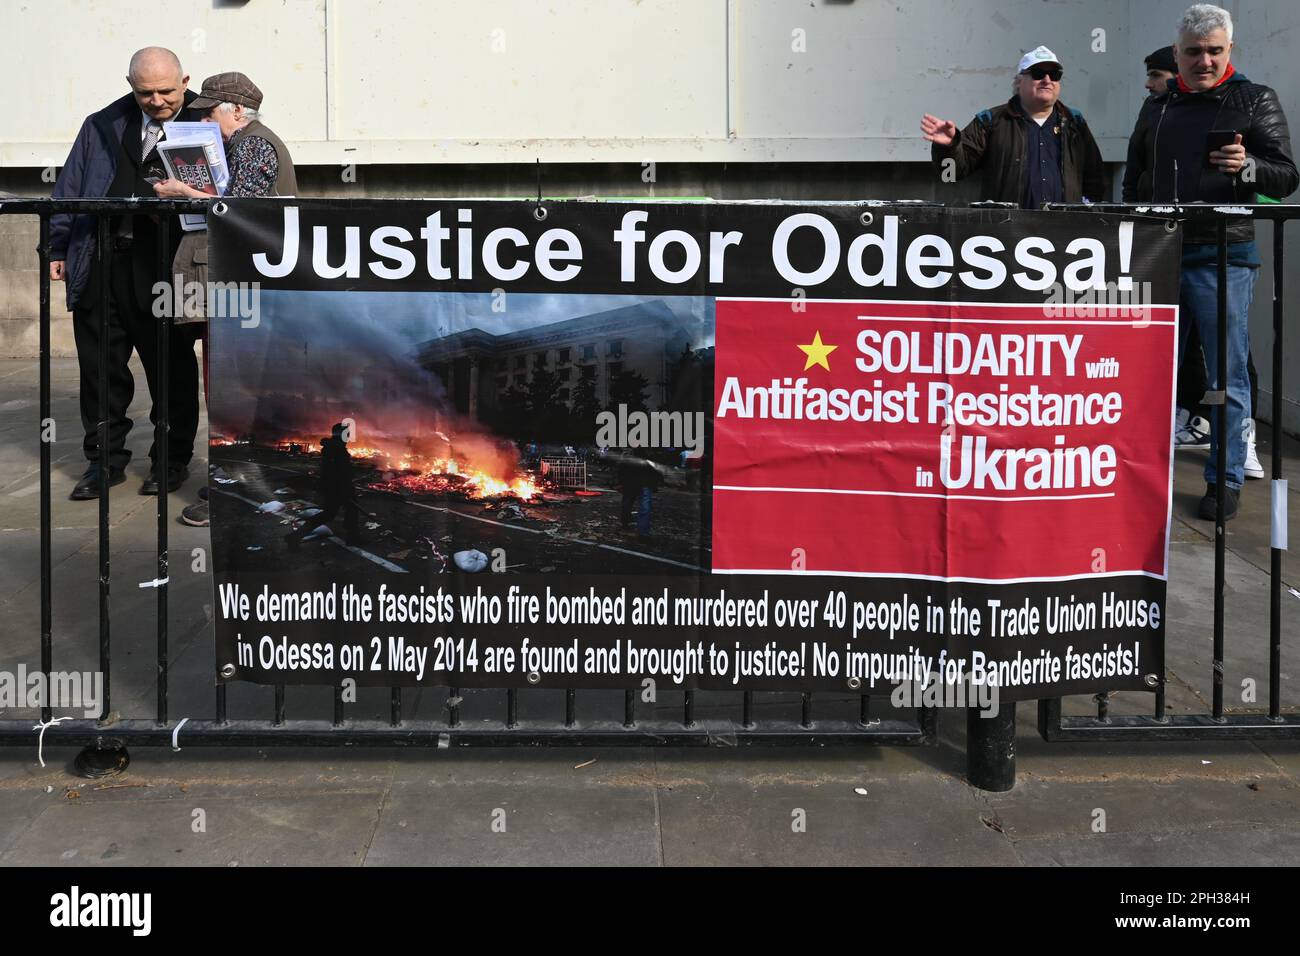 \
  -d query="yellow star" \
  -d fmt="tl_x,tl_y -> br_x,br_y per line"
797,331 -> 838,371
